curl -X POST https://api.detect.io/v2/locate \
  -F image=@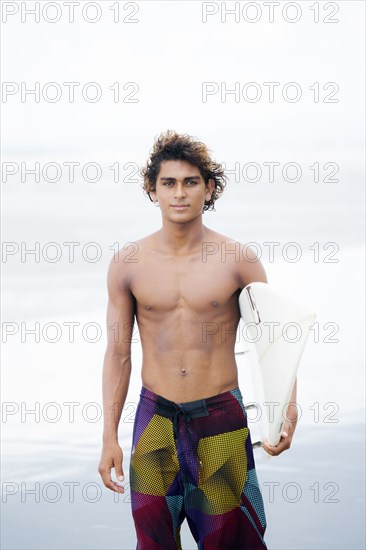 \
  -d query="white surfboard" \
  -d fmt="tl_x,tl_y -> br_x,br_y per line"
238,282 -> 316,449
